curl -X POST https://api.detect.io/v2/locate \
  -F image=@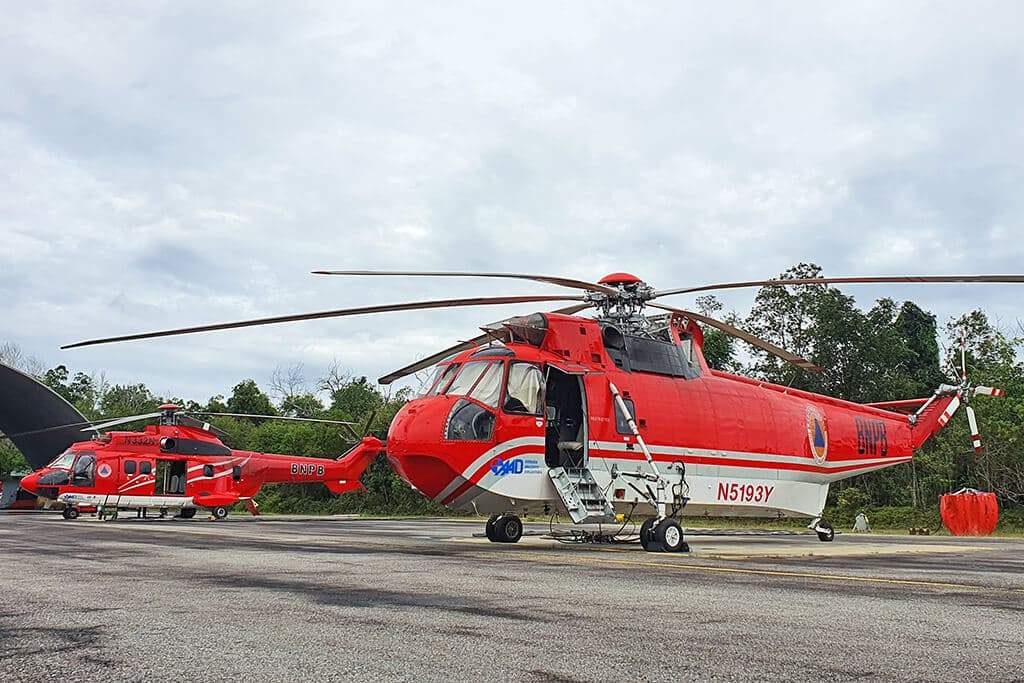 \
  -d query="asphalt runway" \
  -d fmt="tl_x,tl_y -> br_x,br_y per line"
1,513 -> 1022,682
